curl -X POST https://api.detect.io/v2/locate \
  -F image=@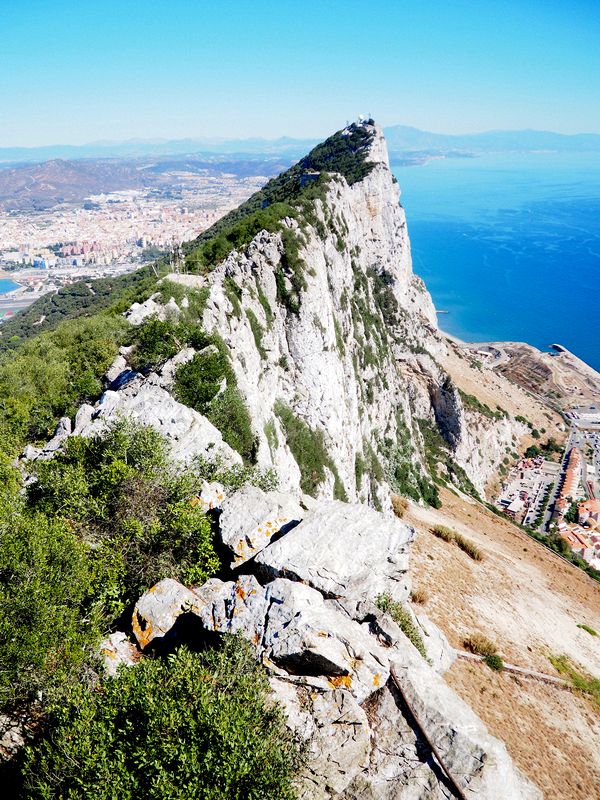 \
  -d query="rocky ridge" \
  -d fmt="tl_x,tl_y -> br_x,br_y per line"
103,483 -> 540,800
